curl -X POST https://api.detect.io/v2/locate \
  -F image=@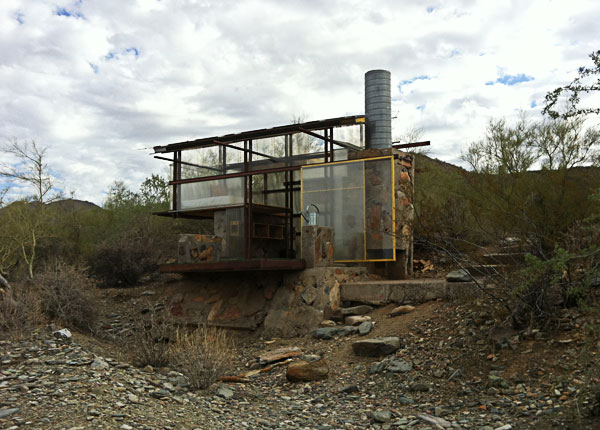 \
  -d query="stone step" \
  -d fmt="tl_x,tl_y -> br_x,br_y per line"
340,279 -> 480,306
